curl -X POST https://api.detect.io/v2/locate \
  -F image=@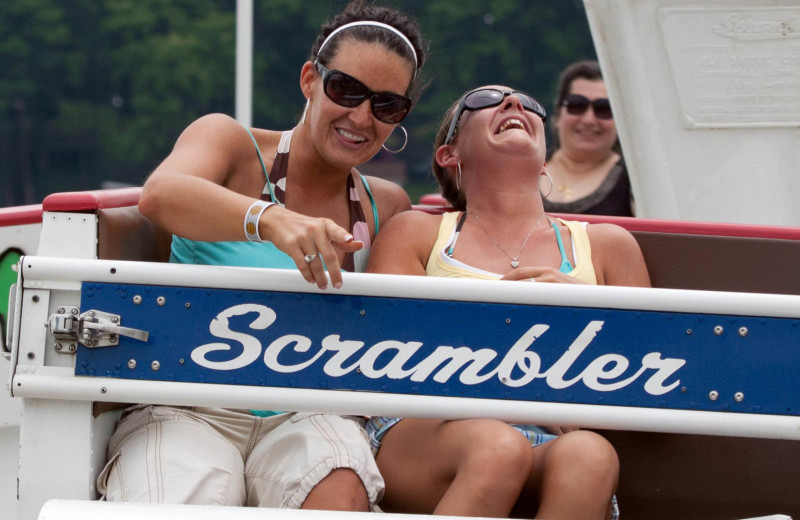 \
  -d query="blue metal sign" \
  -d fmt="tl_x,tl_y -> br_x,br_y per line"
75,282 -> 799,416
